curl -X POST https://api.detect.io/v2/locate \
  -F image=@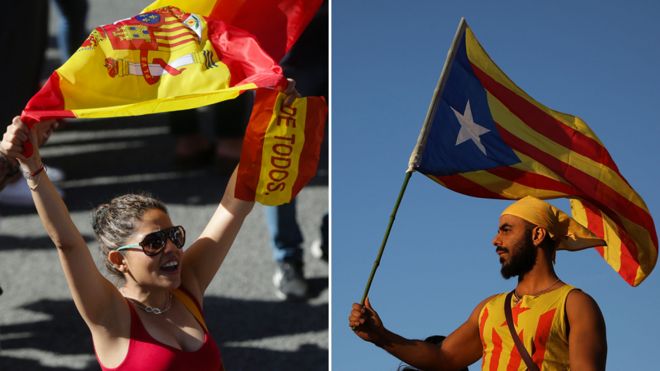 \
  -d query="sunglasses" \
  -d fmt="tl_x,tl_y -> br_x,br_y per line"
116,226 -> 186,256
